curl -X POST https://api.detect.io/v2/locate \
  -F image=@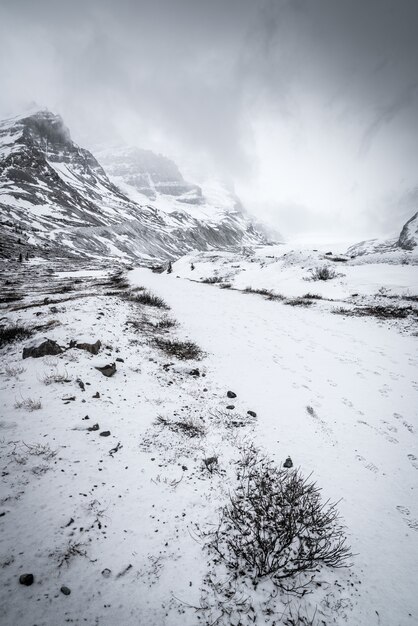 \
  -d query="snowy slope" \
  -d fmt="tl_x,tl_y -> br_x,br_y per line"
0,252 -> 417,625
128,267 -> 418,626
0,110 -> 269,262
